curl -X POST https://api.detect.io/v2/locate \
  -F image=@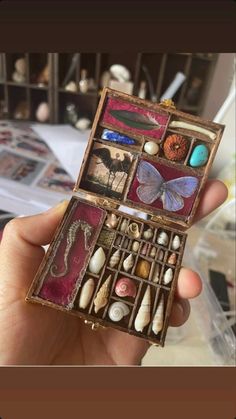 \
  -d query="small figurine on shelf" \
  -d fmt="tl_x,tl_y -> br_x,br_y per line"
36,64 -> 49,86
79,69 -> 89,93
12,57 -> 27,83
65,81 -> 78,92
14,101 -> 30,120
64,102 -> 78,125
35,102 -> 50,122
